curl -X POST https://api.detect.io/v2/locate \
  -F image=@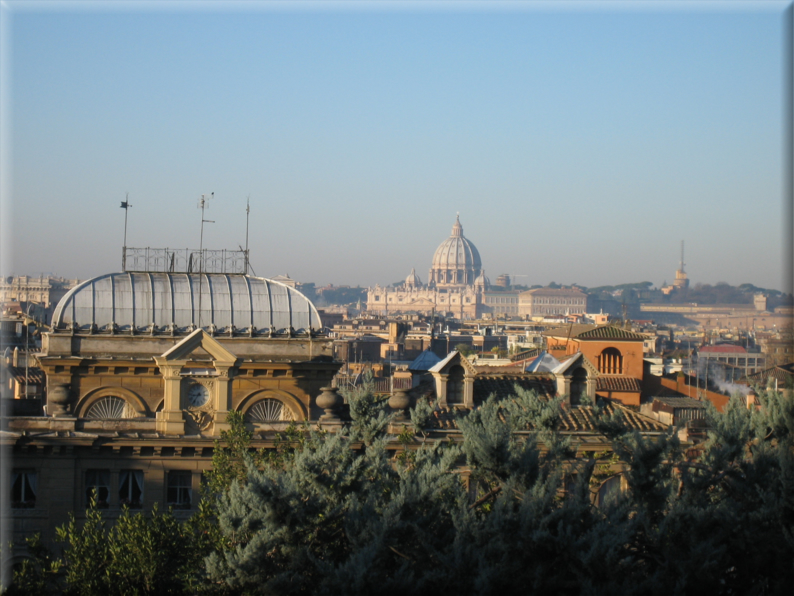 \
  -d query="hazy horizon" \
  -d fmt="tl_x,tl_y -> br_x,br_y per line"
2,2 -> 790,292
